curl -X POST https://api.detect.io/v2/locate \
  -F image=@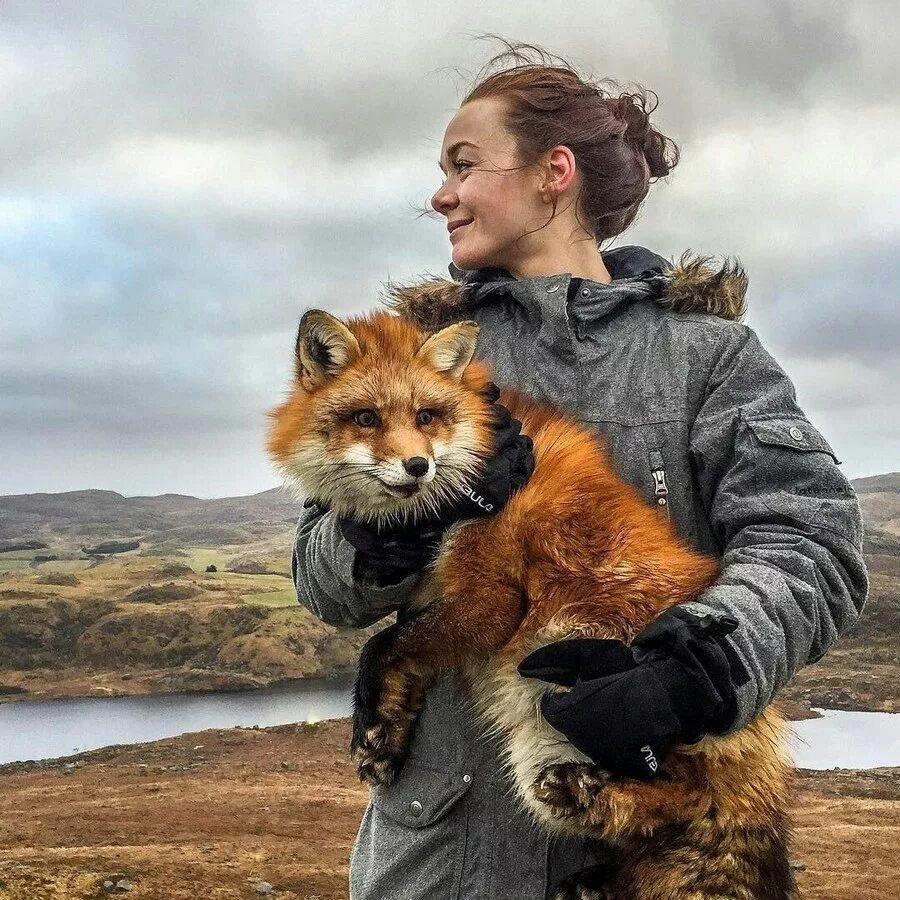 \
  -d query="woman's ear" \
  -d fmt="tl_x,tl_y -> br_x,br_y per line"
295,309 -> 361,390
415,320 -> 480,379
543,145 -> 578,197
